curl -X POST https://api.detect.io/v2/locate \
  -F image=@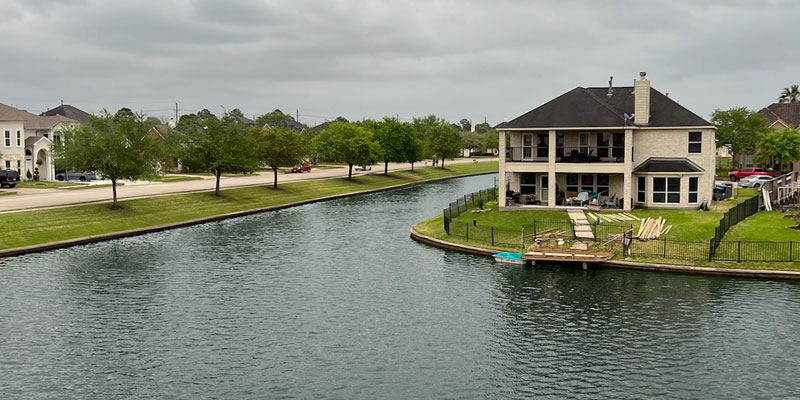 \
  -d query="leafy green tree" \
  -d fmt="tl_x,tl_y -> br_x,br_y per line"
483,130 -> 499,154
53,111 -> 165,209
754,128 -> 800,171
113,107 -> 135,122
256,109 -> 294,128
459,118 -> 471,132
779,85 -> 800,103
426,124 -> 462,168
461,131 -> 484,155
176,112 -> 258,196
474,121 -> 491,134
412,115 -> 447,159
374,118 -> 414,174
406,134 -> 425,171
255,126 -> 306,189
711,107 -> 770,156
313,122 -> 379,178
